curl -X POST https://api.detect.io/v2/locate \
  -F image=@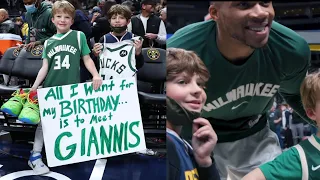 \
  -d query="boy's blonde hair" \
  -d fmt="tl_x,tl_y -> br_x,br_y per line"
107,4 -> 132,21
166,48 -> 210,83
300,72 -> 320,111
52,0 -> 75,19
